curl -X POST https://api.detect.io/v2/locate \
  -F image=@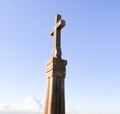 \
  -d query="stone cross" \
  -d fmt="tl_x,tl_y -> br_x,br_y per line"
44,14 -> 67,114
50,14 -> 65,59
